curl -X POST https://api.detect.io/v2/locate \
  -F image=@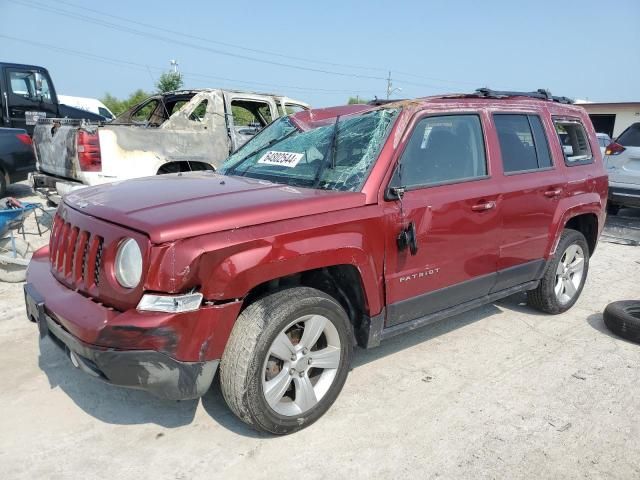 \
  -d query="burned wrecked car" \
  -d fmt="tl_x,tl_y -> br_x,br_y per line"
31,89 -> 309,203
